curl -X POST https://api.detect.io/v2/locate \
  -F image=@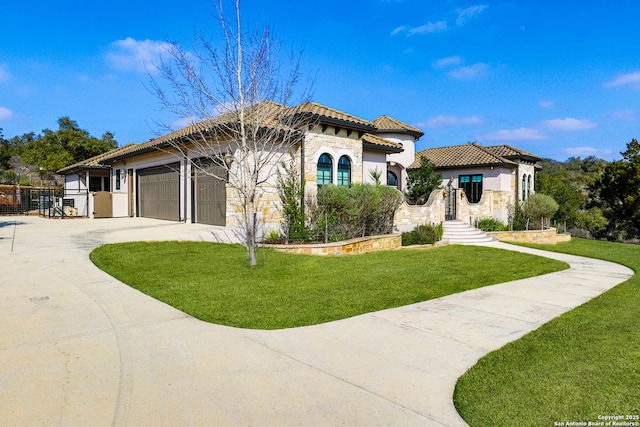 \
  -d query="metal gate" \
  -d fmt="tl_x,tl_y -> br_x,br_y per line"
192,164 -> 226,226
445,180 -> 457,221
137,165 -> 180,221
